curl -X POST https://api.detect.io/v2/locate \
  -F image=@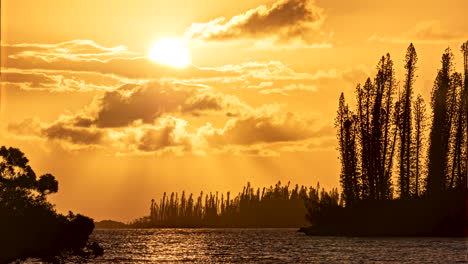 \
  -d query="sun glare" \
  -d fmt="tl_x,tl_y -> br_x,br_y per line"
149,38 -> 191,68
